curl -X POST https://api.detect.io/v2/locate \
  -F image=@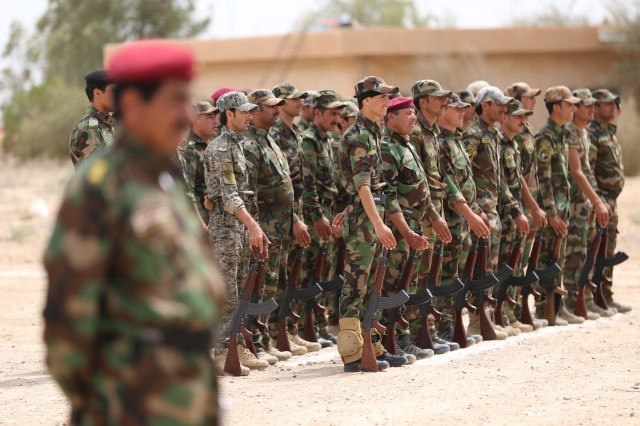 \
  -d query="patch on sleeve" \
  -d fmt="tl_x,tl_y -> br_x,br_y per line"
88,159 -> 108,185
221,163 -> 236,185
538,141 -> 553,163
481,136 -> 491,144
524,138 -> 534,152
466,144 -> 477,159
367,148 -> 377,155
